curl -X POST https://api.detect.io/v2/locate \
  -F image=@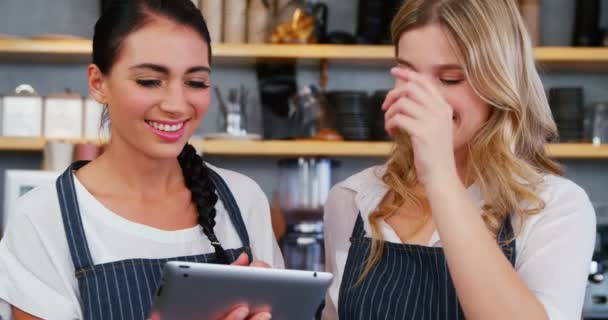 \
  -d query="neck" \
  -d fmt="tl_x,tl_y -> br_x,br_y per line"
454,146 -> 471,186
92,137 -> 186,200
